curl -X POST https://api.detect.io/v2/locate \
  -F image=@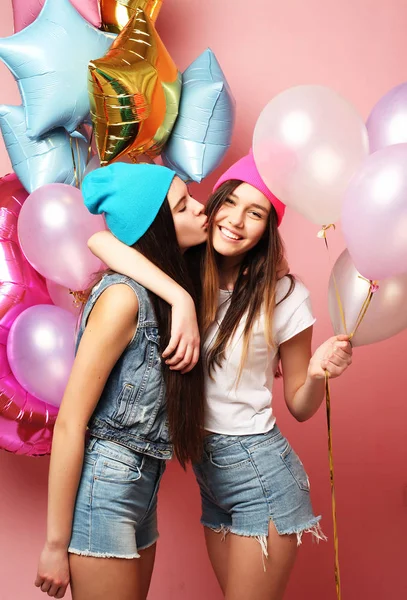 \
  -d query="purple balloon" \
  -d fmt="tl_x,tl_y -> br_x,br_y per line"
7,304 -> 77,407
367,83 -> 407,153
18,183 -> 106,291
342,143 -> 407,281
